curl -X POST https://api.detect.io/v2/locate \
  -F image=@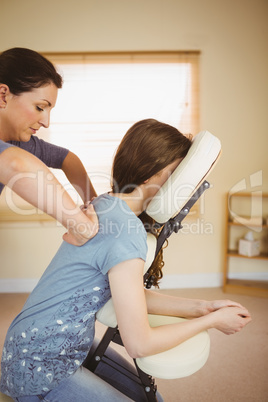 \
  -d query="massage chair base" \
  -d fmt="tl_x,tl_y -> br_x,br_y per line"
84,314 -> 210,401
